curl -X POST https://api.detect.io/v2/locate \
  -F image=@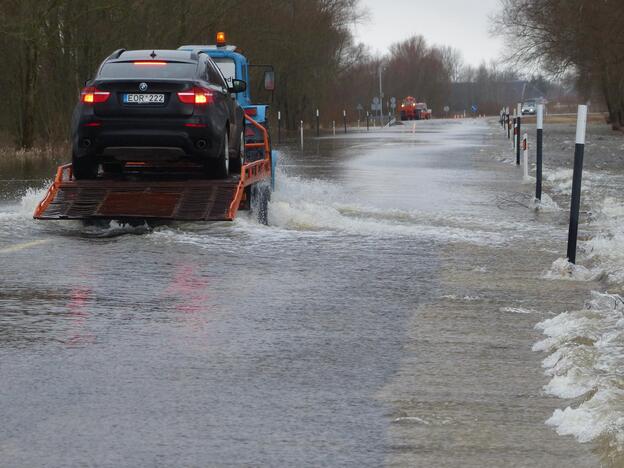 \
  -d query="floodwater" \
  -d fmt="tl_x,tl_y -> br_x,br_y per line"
0,119 -> 619,466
